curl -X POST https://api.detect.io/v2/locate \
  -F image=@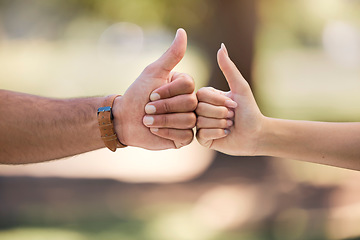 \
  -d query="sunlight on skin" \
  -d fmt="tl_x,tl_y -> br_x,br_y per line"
0,25 -> 211,182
